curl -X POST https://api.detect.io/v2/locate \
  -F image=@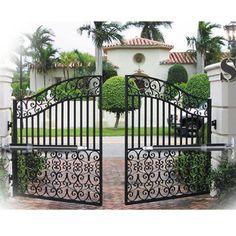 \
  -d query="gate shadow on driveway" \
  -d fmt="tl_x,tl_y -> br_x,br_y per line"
7,159 -> 216,210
